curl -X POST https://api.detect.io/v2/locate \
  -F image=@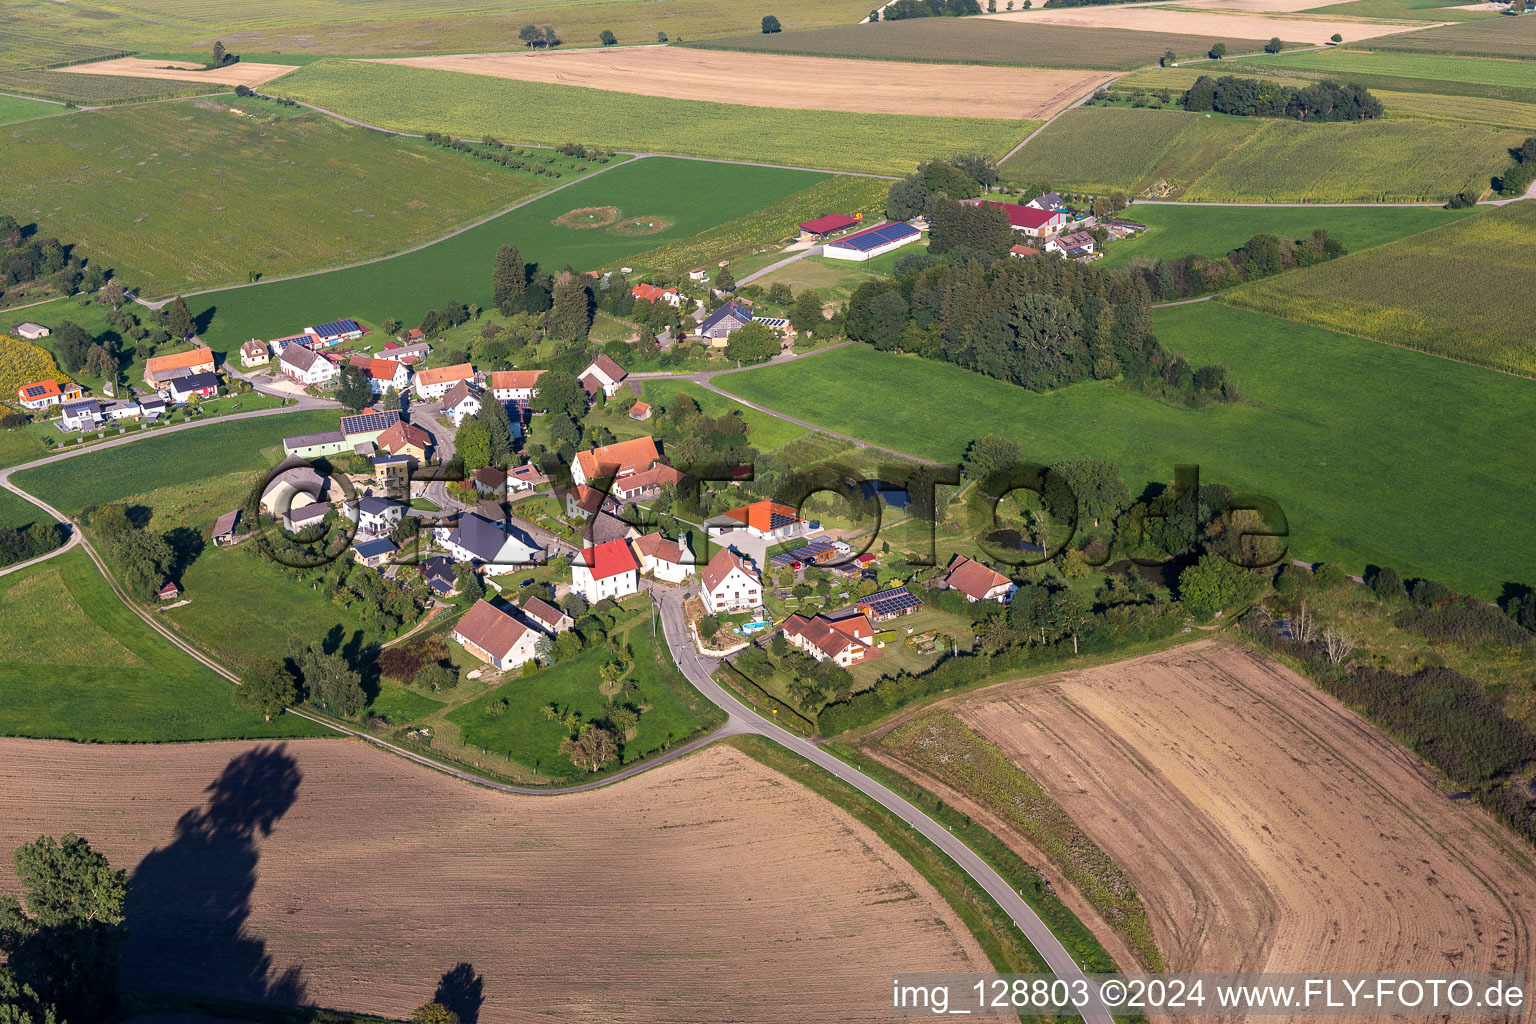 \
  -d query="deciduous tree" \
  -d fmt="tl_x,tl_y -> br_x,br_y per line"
562,727 -> 618,772
166,295 -> 194,339
492,245 -> 525,315
234,659 -> 299,720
